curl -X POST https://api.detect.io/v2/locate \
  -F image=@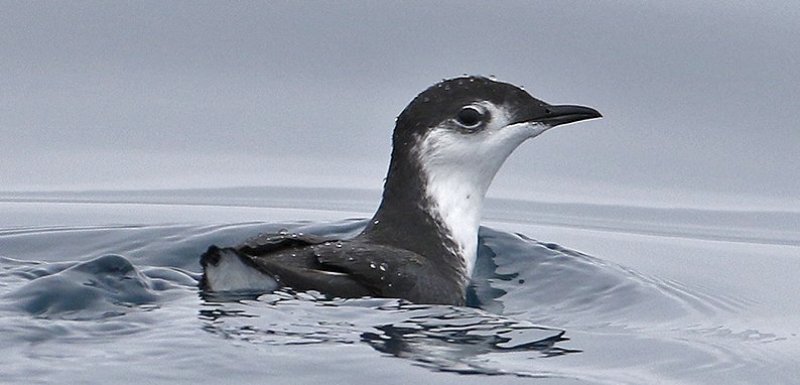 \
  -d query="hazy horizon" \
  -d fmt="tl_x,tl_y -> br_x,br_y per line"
2,1 -> 798,211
